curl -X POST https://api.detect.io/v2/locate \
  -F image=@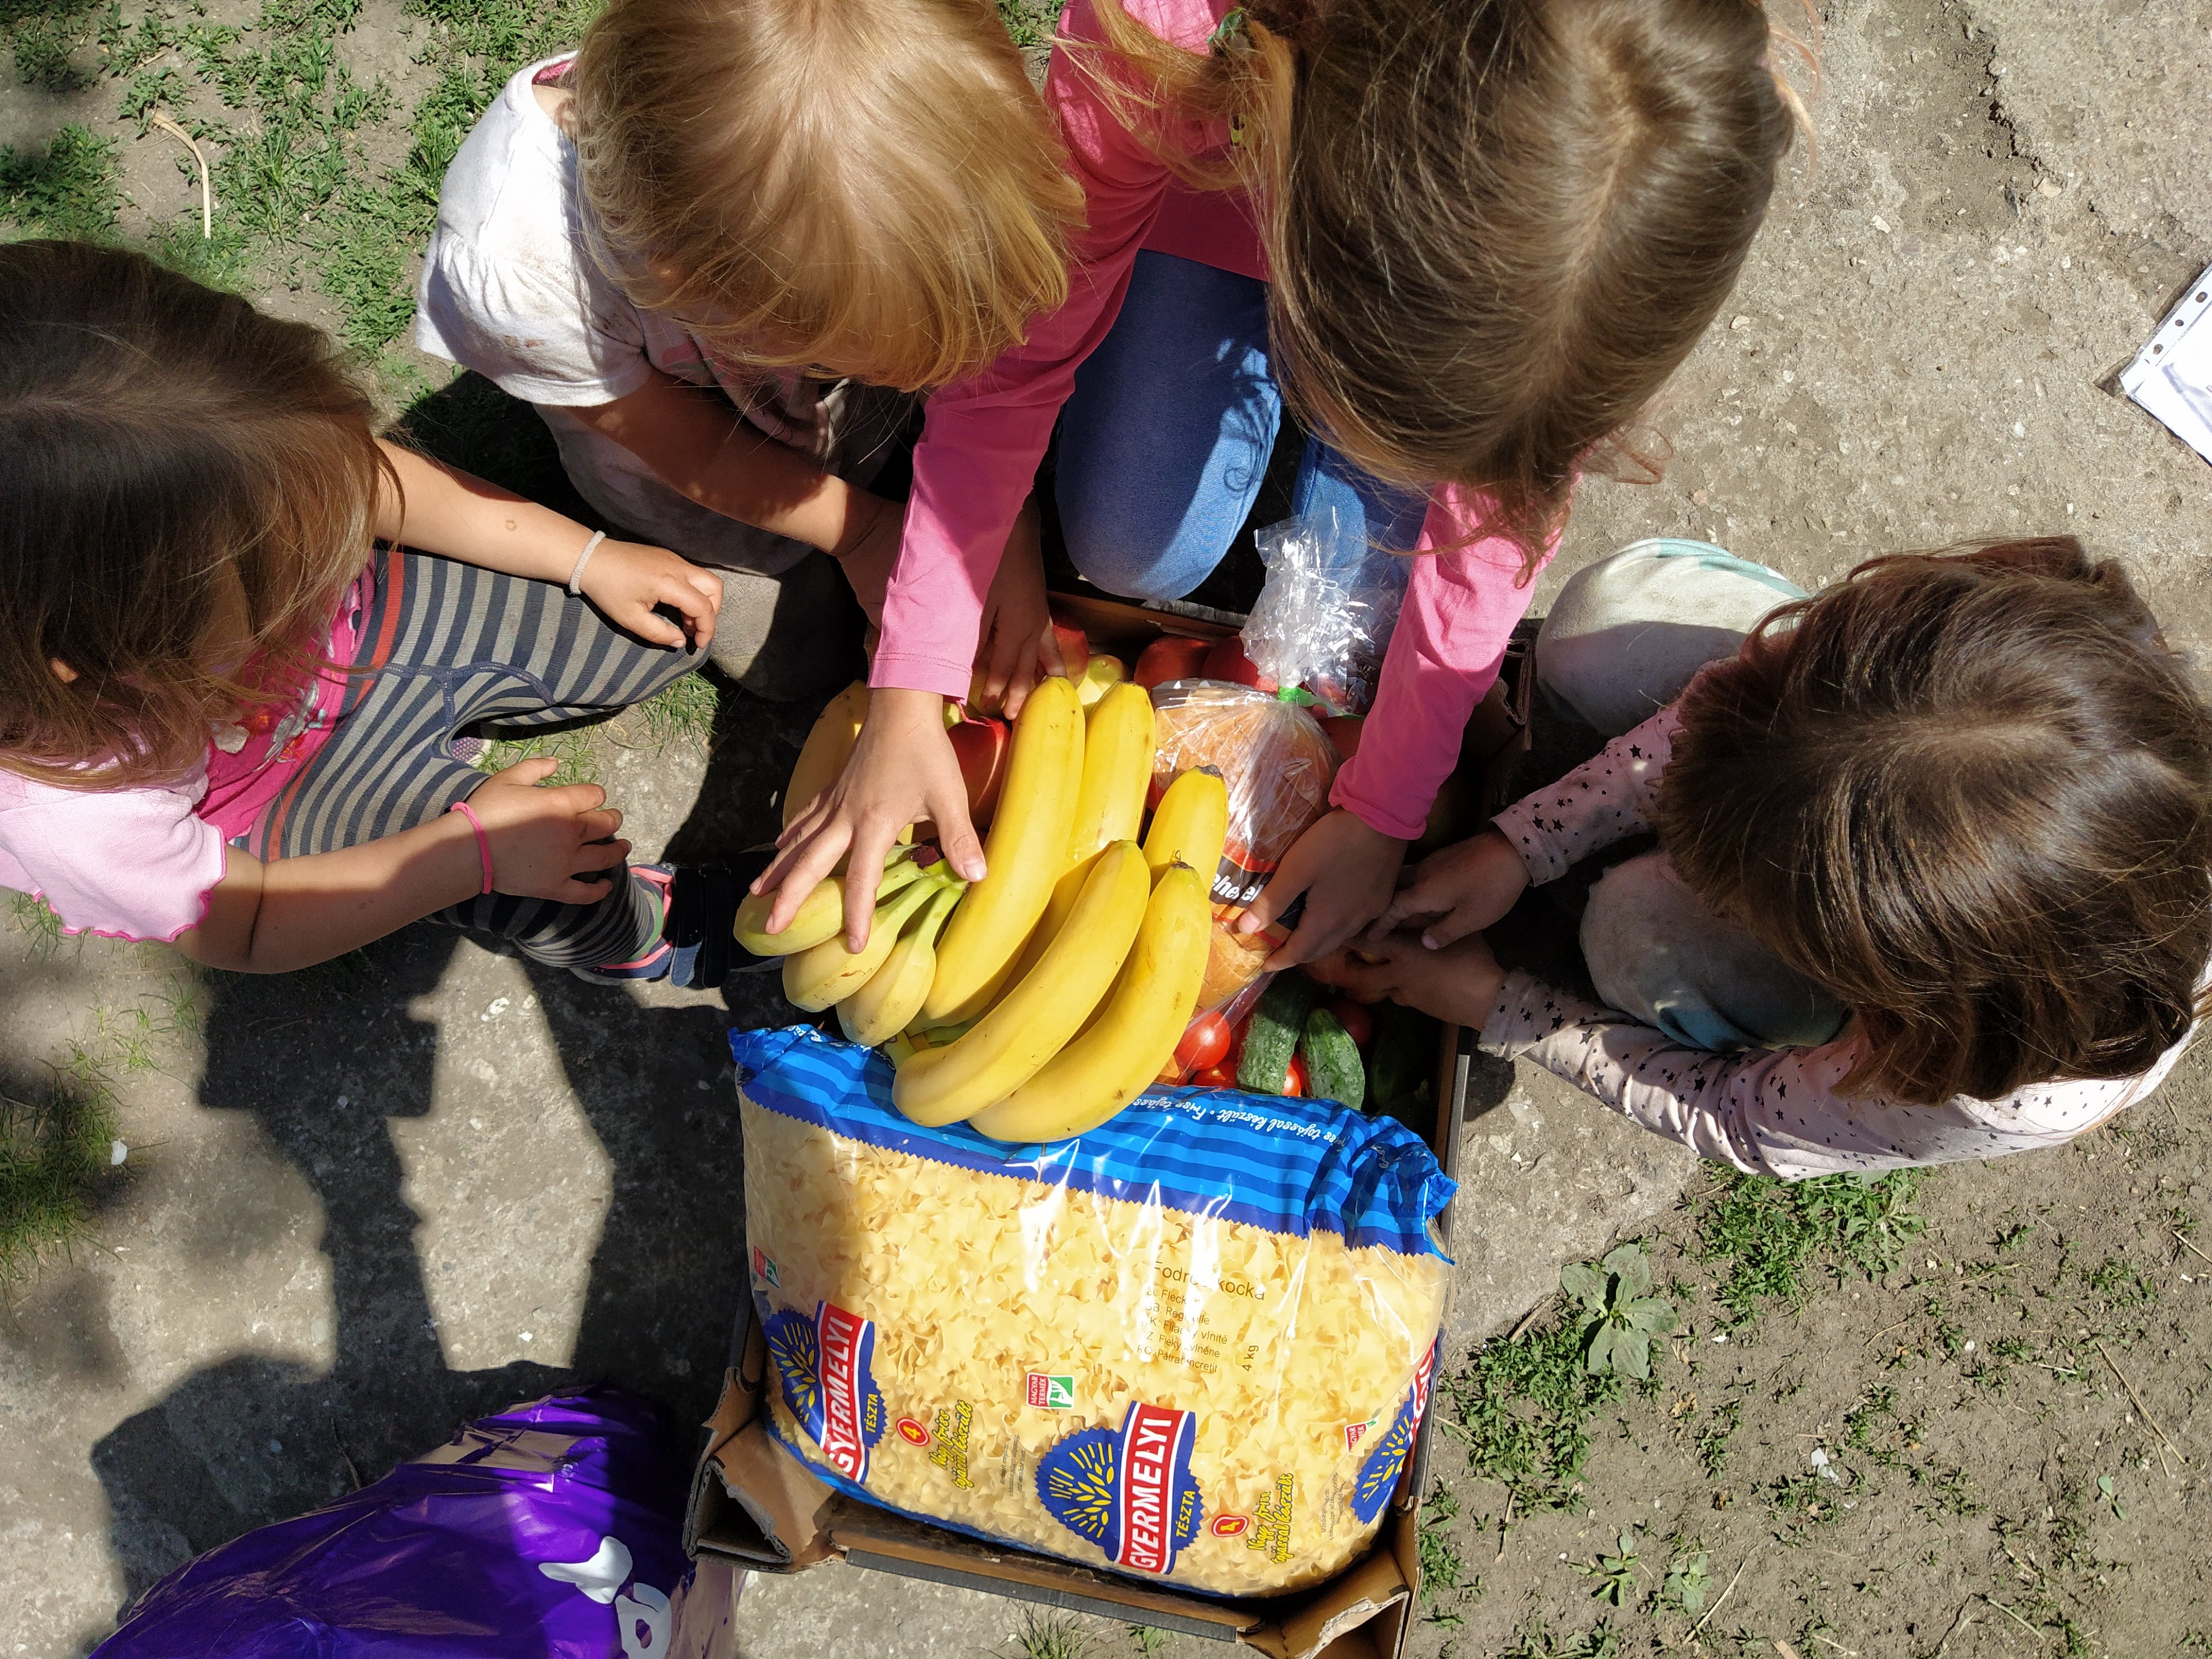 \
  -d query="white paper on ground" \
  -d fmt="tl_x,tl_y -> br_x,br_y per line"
2121,263 -> 2212,466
